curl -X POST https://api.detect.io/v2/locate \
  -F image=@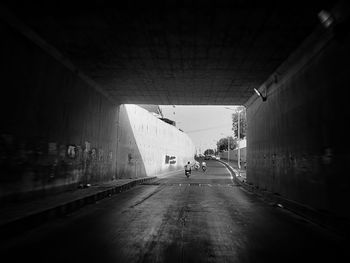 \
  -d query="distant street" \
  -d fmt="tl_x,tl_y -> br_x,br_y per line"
1,160 -> 347,263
